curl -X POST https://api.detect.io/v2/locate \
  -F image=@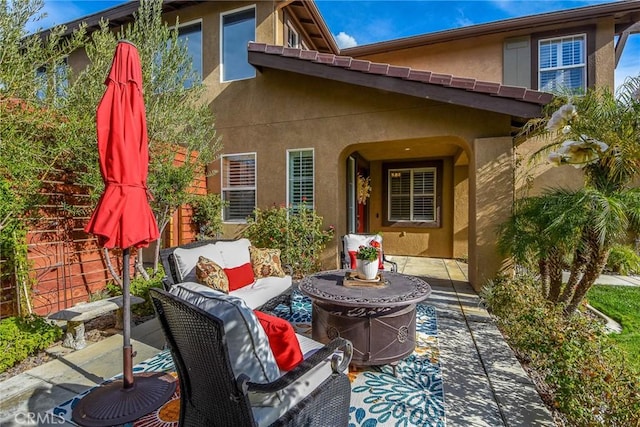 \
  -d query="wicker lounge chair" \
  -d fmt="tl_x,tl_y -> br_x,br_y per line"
150,288 -> 352,427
